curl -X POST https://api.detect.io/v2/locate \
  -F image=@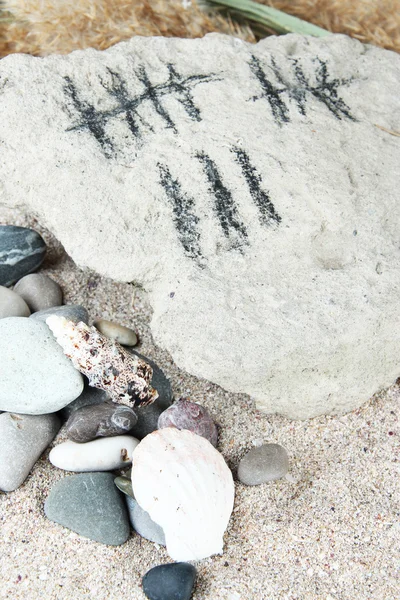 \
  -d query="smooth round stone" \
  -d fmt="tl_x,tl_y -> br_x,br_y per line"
114,475 -> 134,498
59,384 -> 110,420
0,225 -> 46,287
14,273 -> 63,312
44,472 -> 130,545
128,350 -> 173,440
30,304 -> 89,325
0,412 -> 61,492
237,443 -> 289,485
126,496 -> 166,546
49,435 -> 139,471
142,563 -> 196,600
66,402 -> 138,443
0,318 -> 84,414
0,285 -> 30,318
158,400 -> 218,447
94,319 -> 138,346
